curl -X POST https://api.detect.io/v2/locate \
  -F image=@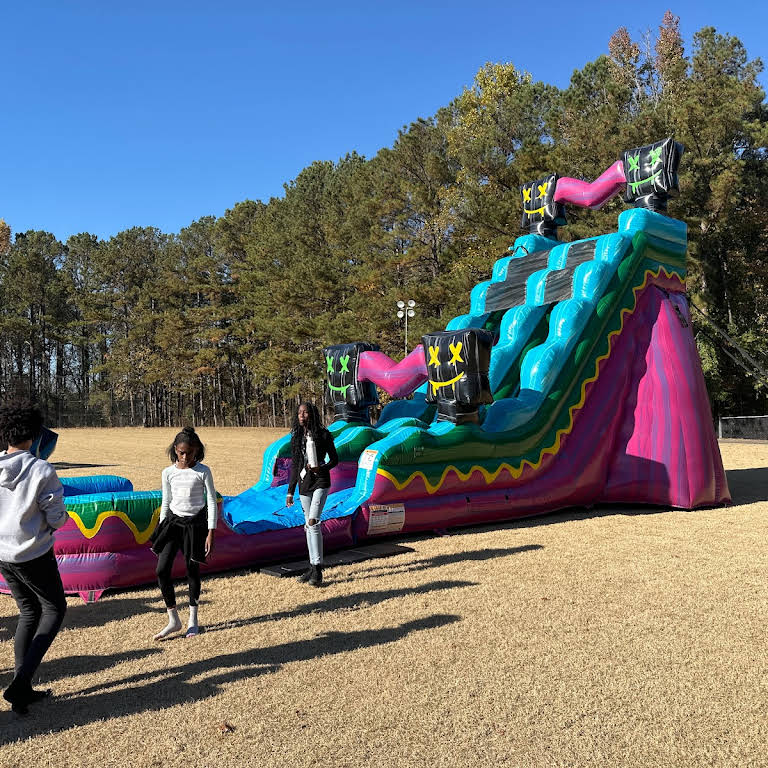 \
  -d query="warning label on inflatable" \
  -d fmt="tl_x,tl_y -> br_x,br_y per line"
359,449 -> 378,470
367,503 -> 406,535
